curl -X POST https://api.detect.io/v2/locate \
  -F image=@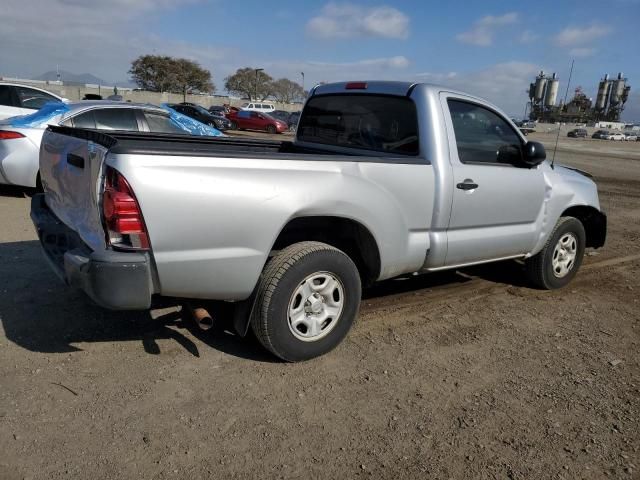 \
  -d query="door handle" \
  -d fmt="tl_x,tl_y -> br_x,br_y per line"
456,179 -> 478,190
